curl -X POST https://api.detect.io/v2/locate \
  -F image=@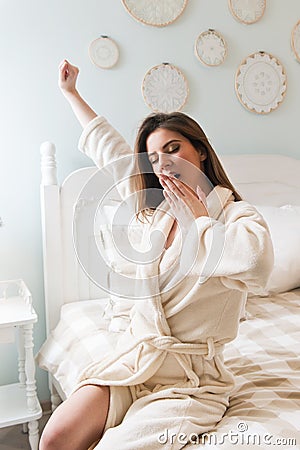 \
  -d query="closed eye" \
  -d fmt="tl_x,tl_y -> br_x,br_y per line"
148,144 -> 180,165
167,144 -> 180,154
149,155 -> 158,165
